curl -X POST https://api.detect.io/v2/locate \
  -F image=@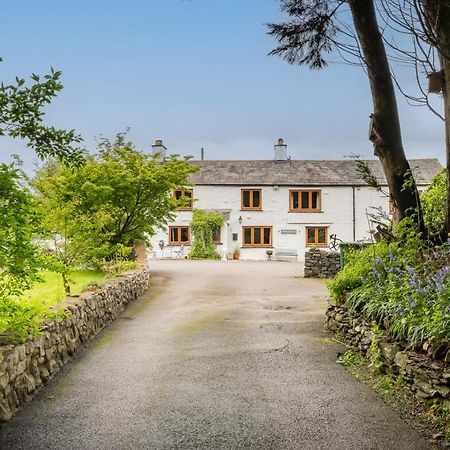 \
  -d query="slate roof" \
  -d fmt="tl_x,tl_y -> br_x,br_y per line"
189,159 -> 441,187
